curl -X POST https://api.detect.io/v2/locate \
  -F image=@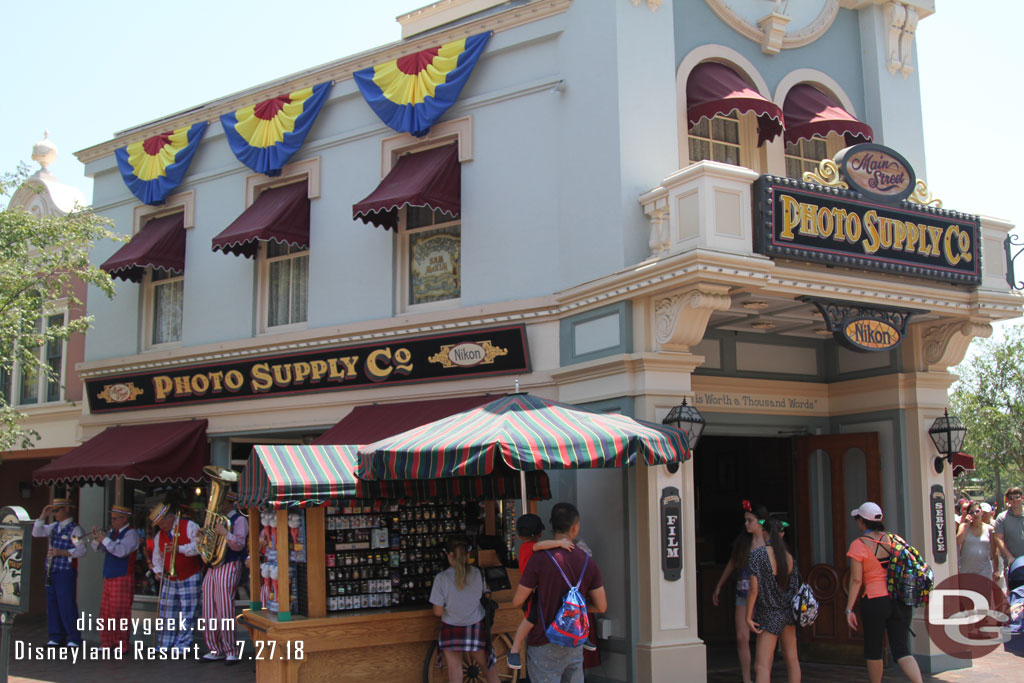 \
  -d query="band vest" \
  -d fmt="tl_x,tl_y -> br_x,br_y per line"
48,521 -> 78,573
159,519 -> 203,581
102,526 -> 136,579
223,511 -> 247,564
